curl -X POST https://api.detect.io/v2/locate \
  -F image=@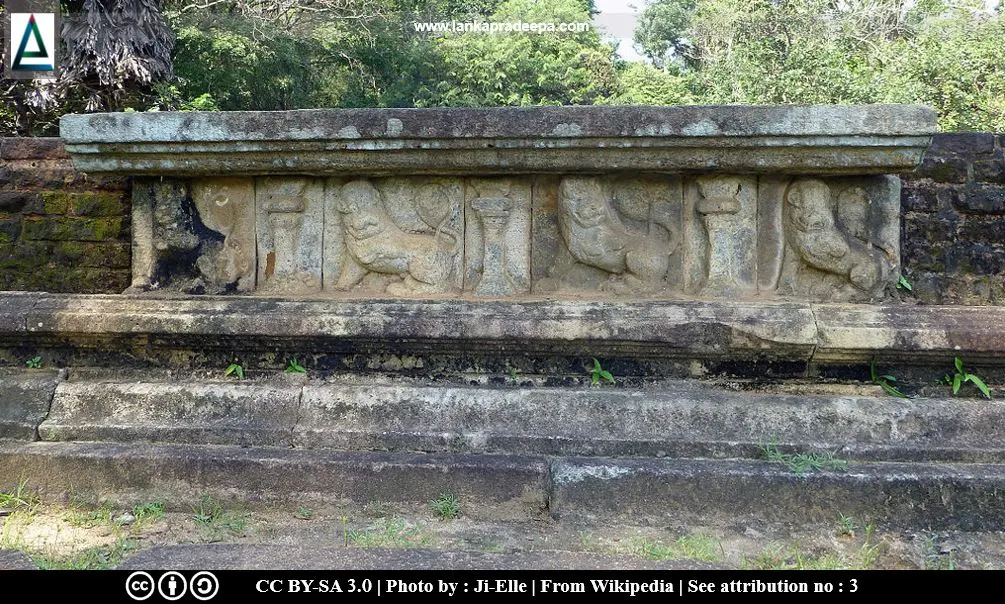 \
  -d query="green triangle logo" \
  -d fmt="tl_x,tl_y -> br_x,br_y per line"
13,14 -> 52,71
